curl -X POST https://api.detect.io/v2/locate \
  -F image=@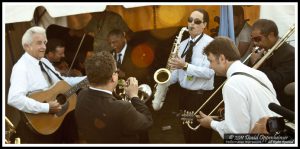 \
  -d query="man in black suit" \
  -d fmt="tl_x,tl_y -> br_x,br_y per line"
249,19 -> 295,111
75,51 -> 153,143
107,29 -> 152,143
107,29 -> 150,85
